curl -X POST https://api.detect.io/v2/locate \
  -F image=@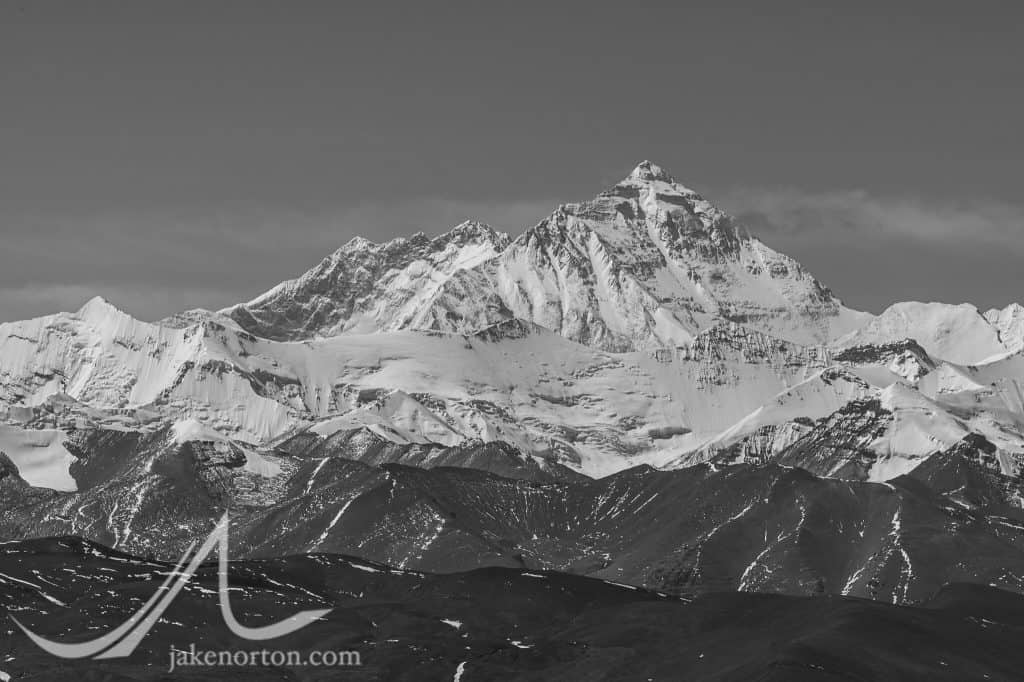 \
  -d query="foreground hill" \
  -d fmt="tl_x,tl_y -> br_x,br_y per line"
2,537 -> 1024,681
